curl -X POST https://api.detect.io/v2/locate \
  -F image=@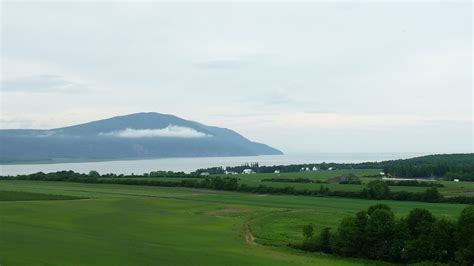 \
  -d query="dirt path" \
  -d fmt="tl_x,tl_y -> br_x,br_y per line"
244,222 -> 258,245
243,209 -> 293,246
